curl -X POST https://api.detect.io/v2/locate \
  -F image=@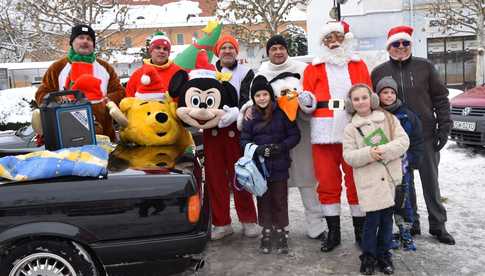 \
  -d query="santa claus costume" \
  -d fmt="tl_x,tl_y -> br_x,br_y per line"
302,21 -> 372,252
